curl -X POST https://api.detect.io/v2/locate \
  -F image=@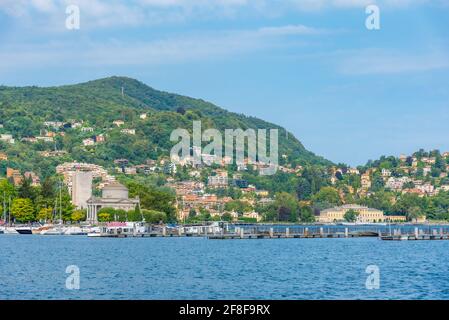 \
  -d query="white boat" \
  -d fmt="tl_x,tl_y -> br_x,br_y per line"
87,226 -> 101,237
15,226 -> 33,235
180,222 -> 223,235
40,226 -> 65,235
88,222 -> 148,238
1,227 -> 19,235
64,226 -> 88,235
